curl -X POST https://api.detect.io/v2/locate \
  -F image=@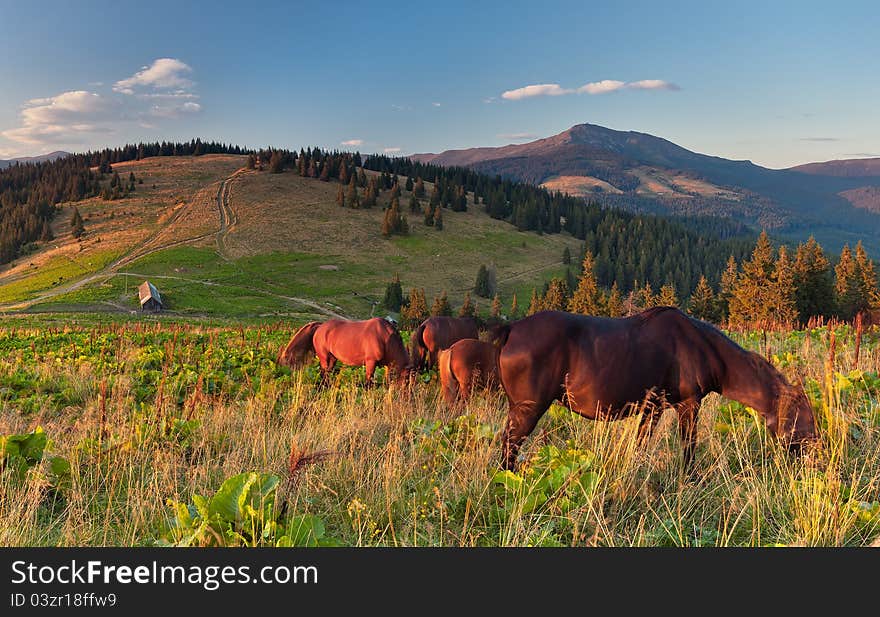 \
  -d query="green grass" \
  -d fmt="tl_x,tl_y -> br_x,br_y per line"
1,321 -> 879,546
0,250 -> 120,304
